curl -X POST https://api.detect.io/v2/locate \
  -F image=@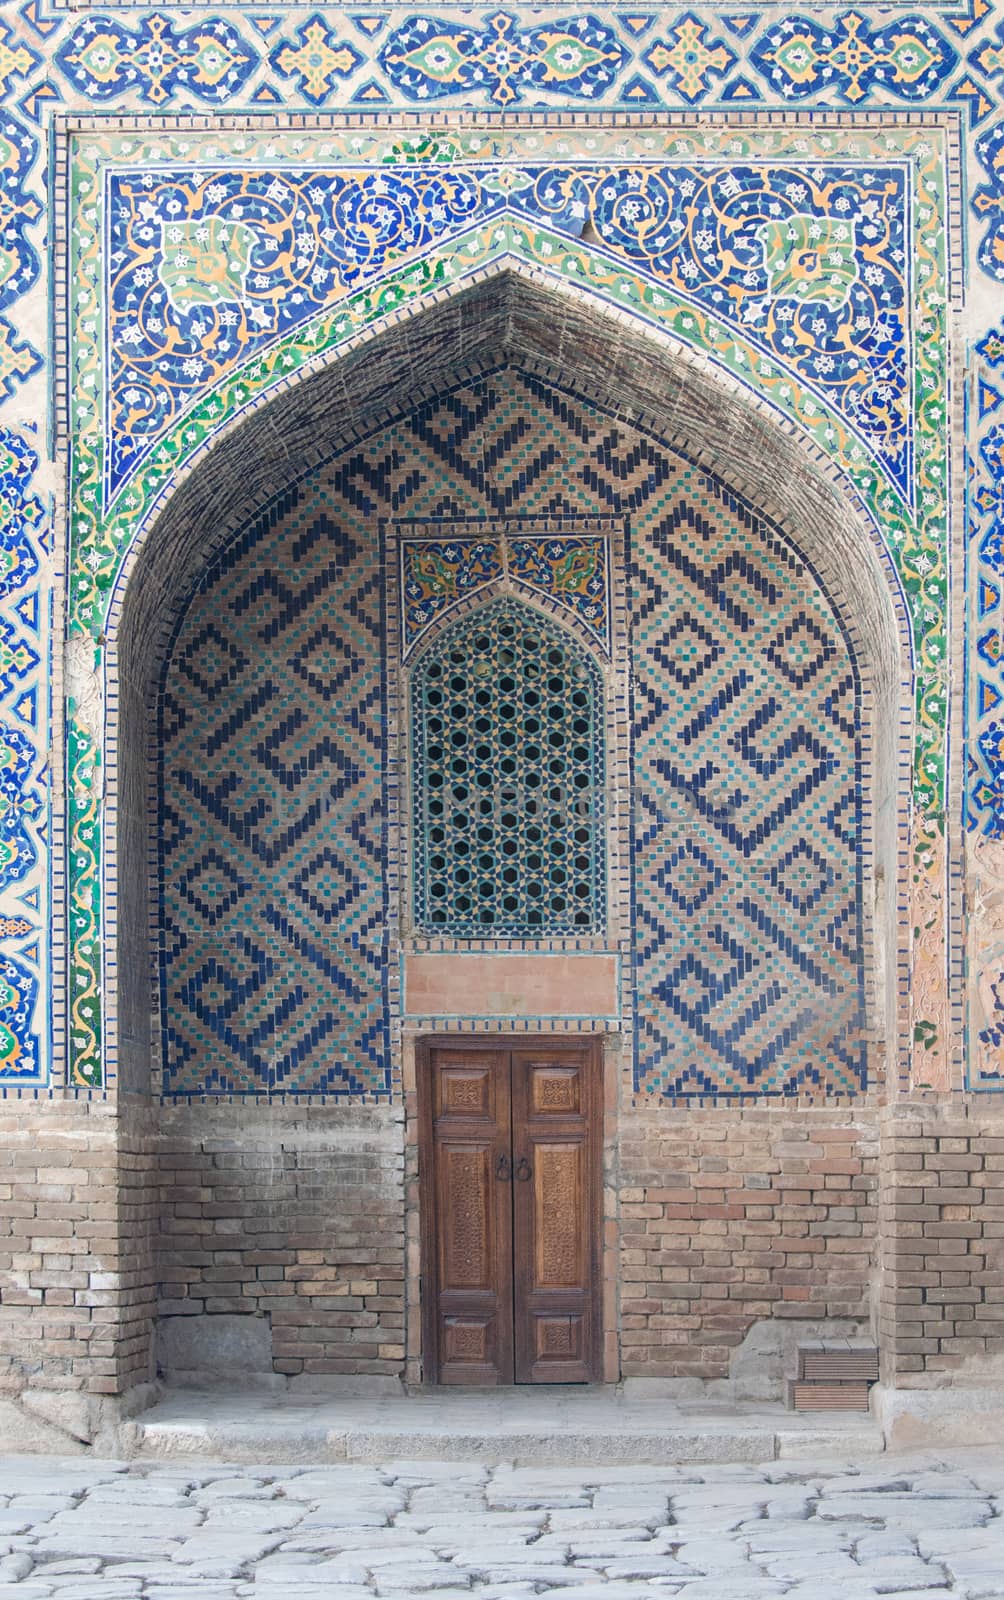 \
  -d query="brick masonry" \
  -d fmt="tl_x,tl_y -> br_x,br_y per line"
152,1105 -> 406,1380
3,1095 -> 1004,1400
617,1109 -> 879,1380
0,1103 -> 154,1399
879,1105 -> 1004,1388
